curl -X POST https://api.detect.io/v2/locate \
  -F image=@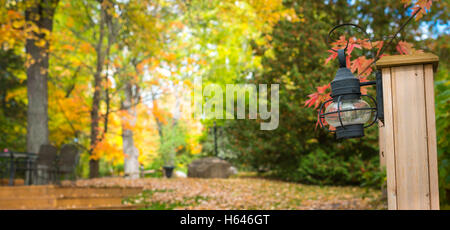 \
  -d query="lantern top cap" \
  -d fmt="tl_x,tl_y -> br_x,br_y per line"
376,53 -> 439,71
